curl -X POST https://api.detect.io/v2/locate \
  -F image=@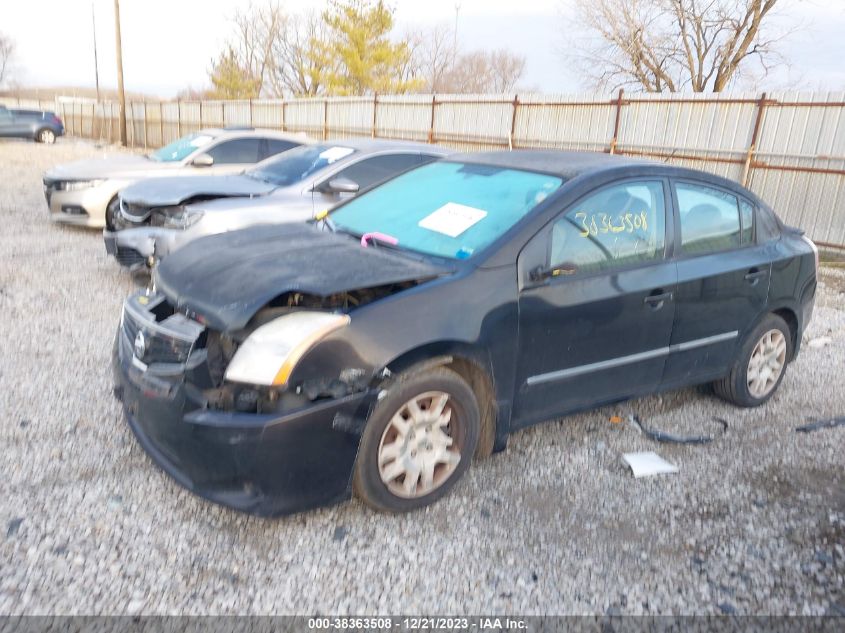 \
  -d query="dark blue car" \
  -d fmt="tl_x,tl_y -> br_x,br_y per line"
0,104 -> 64,143
112,151 -> 819,516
